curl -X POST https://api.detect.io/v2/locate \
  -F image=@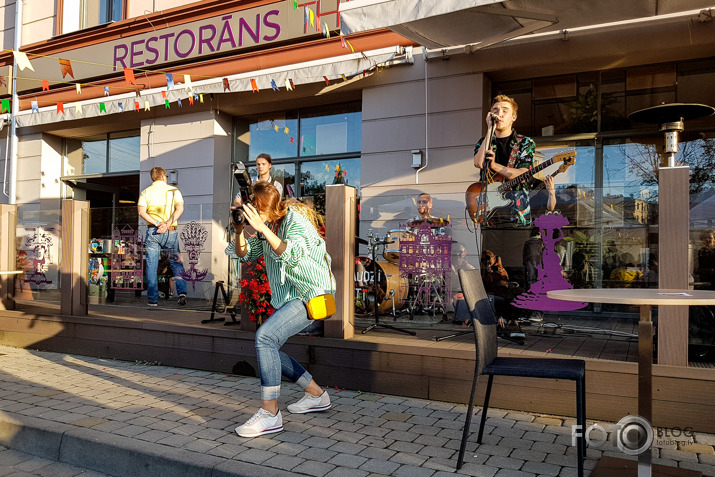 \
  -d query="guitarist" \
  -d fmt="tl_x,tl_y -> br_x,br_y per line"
473,95 -> 555,227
